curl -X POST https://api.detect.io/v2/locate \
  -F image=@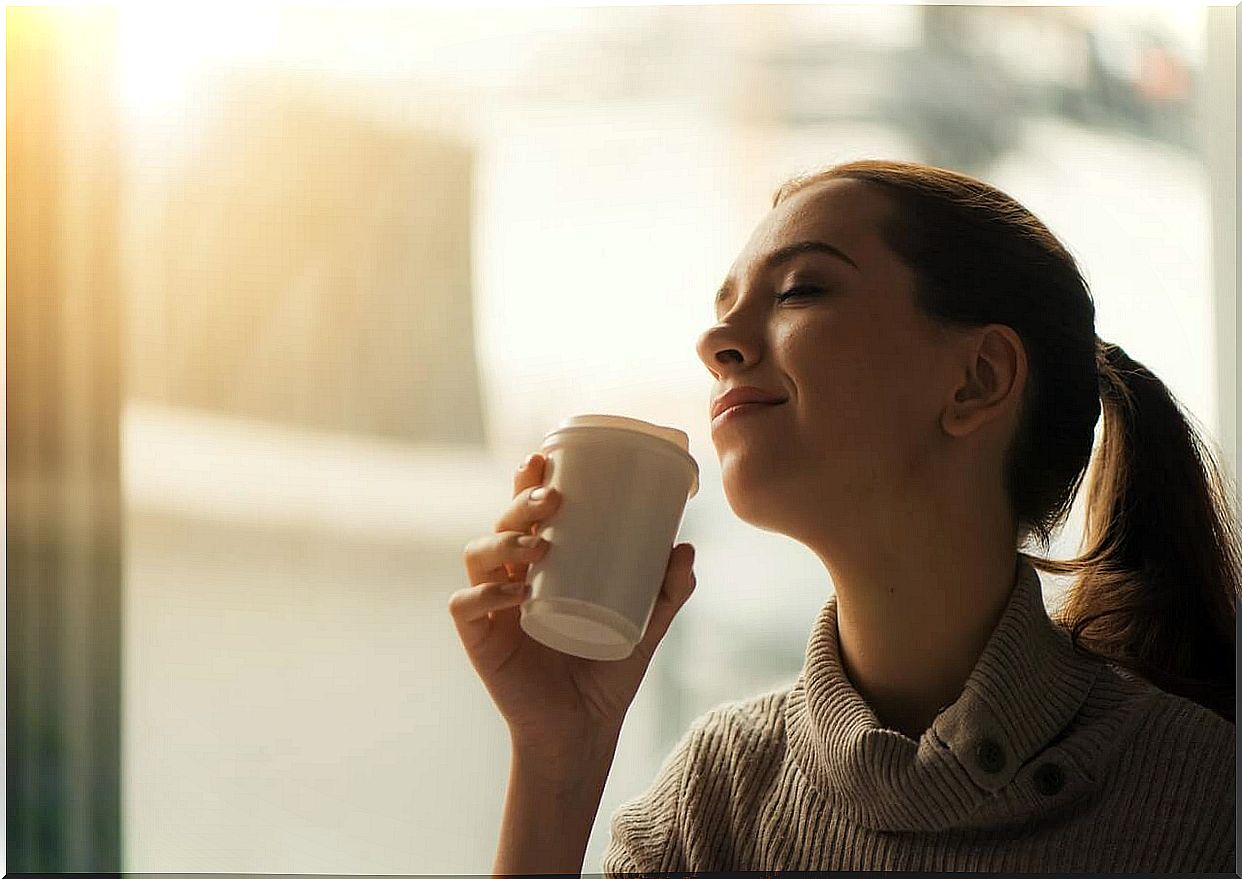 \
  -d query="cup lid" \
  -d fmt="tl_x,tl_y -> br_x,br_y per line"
544,414 -> 698,497
555,414 -> 689,452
